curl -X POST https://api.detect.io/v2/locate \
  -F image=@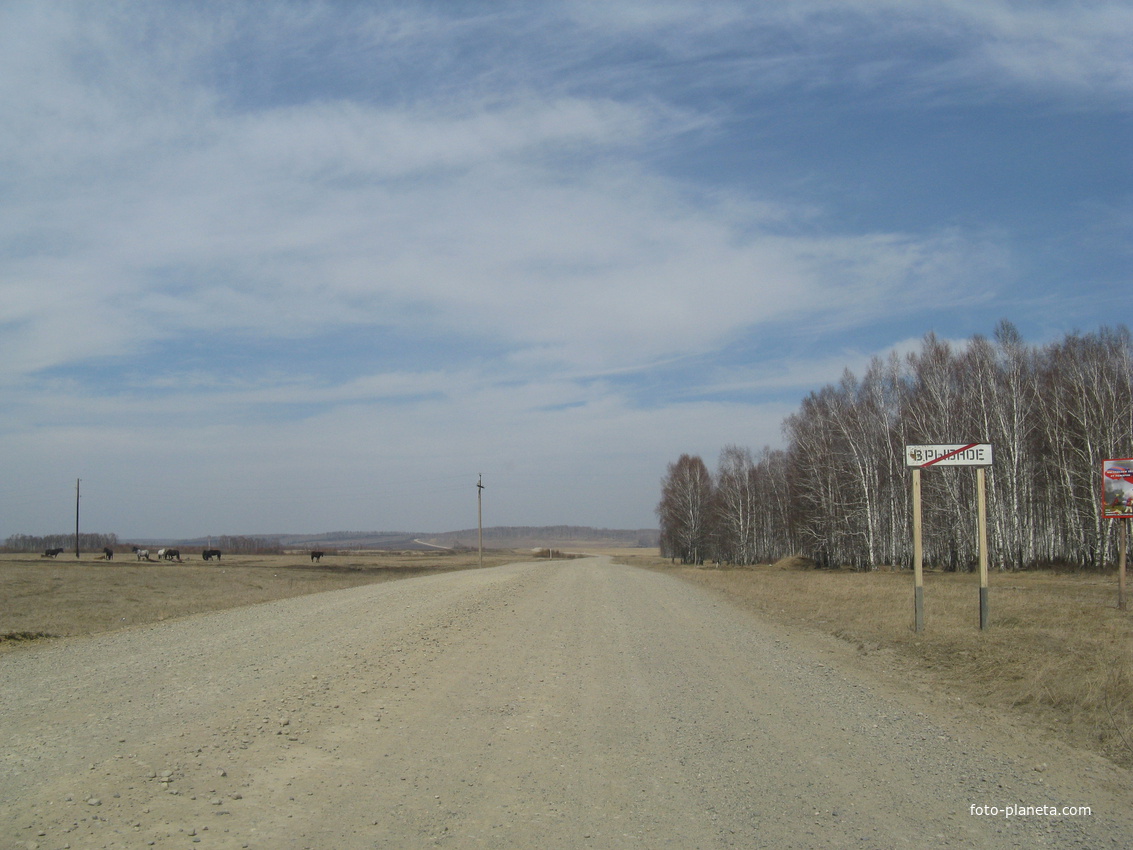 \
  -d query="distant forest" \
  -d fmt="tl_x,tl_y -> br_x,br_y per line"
3,532 -> 121,553
658,322 -> 1133,571
2,528 -> 658,554
427,526 -> 659,547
